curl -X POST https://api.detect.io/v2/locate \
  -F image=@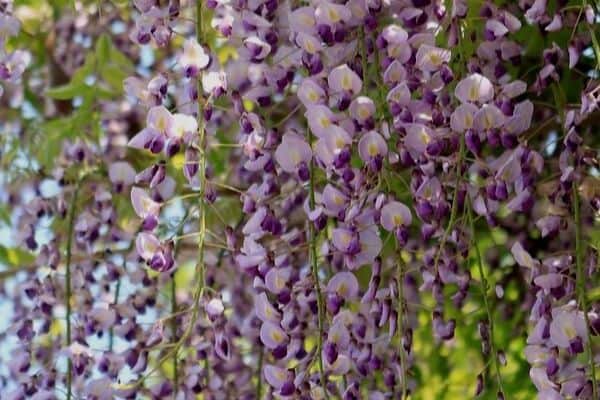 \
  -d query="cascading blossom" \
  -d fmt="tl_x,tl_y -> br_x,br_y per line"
0,0 -> 599,399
